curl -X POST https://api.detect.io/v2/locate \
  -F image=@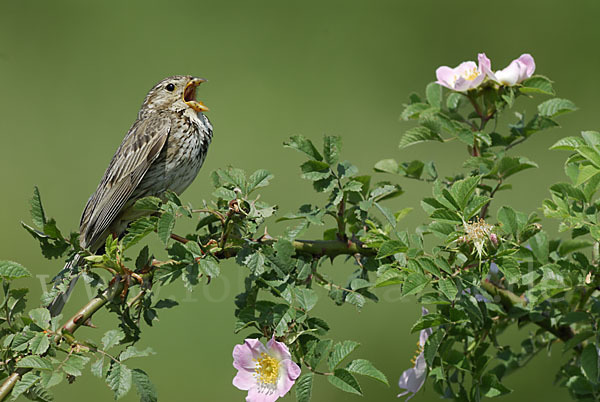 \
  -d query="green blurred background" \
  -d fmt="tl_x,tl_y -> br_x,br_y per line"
1,0 -> 599,400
